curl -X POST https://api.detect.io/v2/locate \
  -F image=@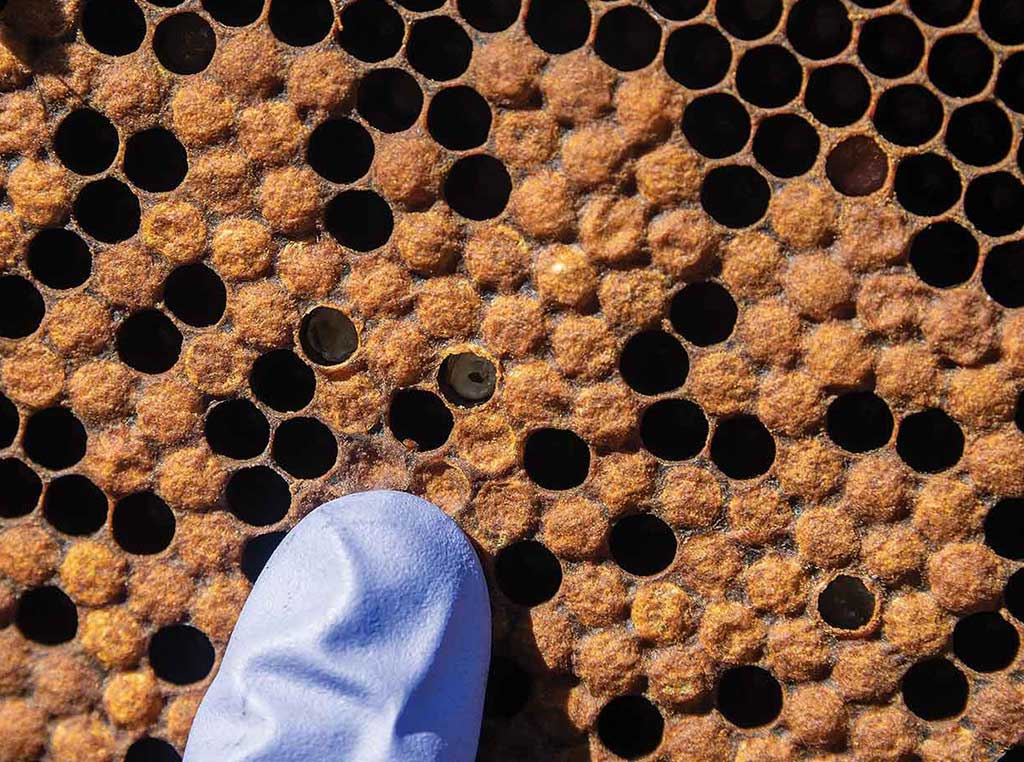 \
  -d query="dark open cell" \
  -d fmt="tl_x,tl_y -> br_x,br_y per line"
82,0 -> 146,56
619,330 -> 689,396
125,737 -> 182,762
205,399 -> 270,460
858,14 -> 925,79
716,0 -> 781,40
909,221 -> 979,288
150,624 -> 216,685
954,611 -> 1020,672
1000,748 -> 1024,762
241,531 -> 287,582
826,392 -> 893,453
710,414 -> 775,480
805,64 -> 870,127
438,352 -> 497,407
268,0 -> 334,46
23,407 -> 87,471
406,16 -> 472,81
965,172 -> 1024,237
124,128 -> 189,193
946,102 -> 1013,167
597,696 -> 664,759
227,465 -> 291,527
752,114 -> 819,178
357,68 -> 423,133
74,178 -> 141,243
0,459 -> 42,518
28,229 -> 91,290
153,13 -> 217,74
54,109 -> 118,176
981,0 -> 1024,45
700,165 -> 770,228
325,189 -> 394,251
300,307 -> 358,366
826,136 -> 888,197
427,86 -> 492,151
985,498 -> 1024,560
523,428 -> 590,490
483,658 -> 530,718
998,53 -> 1024,114
337,0 -> 404,62
388,388 -> 454,451
894,153 -> 962,217
44,474 -> 108,535
610,514 -> 677,576
873,85 -> 944,147
202,0 -> 264,26
716,666 -> 783,728
648,0 -> 707,20
664,24 -> 732,89
818,575 -> 876,630
640,399 -> 708,461
307,118 -> 375,184
0,275 -> 44,338
395,0 -> 444,10
670,282 -> 737,346
164,263 -> 226,327
113,492 -> 175,554
250,350 -> 316,412
494,540 -> 562,606
117,309 -> 182,374
901,658 -> 968,721
594,6 -> 661,72
272,417 -> 337,479
525,0 -> 590,53
444,155 -> 511,220
929,34 -> 994,98
910,0 -> 970,26
458,0 -> 520,32
736,45 -> 801,108
1009,569 -> 1024,624
0,392 -> 16,449
16,586 -> 77,645
983,241 -> 1024,307
785,0 -> 851,59
682,93 -> 751,159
